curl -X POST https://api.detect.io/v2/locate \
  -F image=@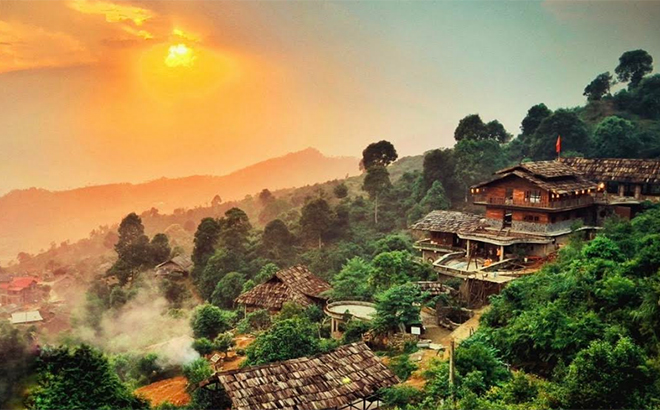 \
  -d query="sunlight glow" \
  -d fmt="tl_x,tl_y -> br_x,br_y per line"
165,44 -> 196,68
